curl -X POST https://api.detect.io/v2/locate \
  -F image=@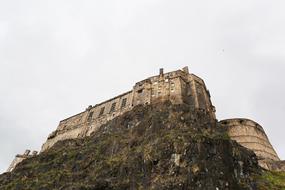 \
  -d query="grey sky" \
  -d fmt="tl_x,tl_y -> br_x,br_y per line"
0,0 -> 284,173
